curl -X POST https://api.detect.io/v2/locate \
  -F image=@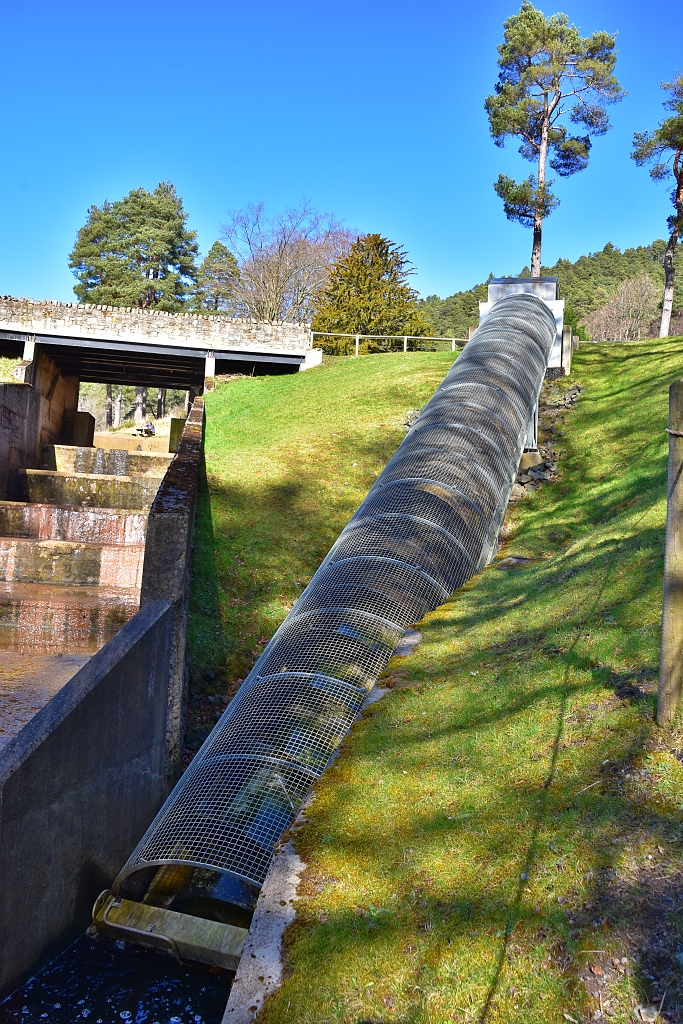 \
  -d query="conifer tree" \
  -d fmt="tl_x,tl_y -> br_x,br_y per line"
312,234 -> 430,344
632,74 -> 683,337
194,241 -> 239,313
485,2 -> 623,276
69,182 -> 198,311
